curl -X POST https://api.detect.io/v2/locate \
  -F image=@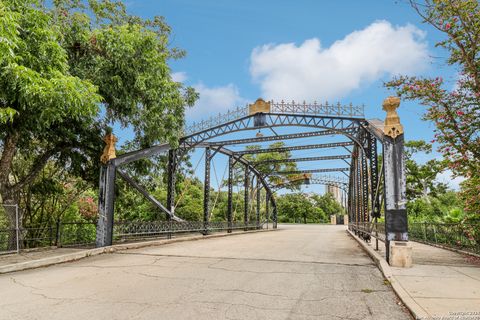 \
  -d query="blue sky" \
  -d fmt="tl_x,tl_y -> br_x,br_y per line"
120,0 -> 462,192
